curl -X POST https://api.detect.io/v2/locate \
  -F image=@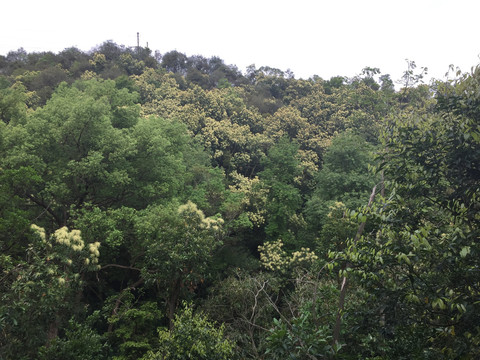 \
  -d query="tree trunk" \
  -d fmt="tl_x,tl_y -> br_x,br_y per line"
46,317 -> 59,347
167,276 -> 182,329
